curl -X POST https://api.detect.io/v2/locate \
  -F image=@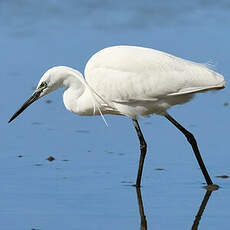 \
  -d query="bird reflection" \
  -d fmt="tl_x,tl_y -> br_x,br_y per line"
191,185 -> 218,230
135,185 -> 219,230
135,187 -> 147,230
